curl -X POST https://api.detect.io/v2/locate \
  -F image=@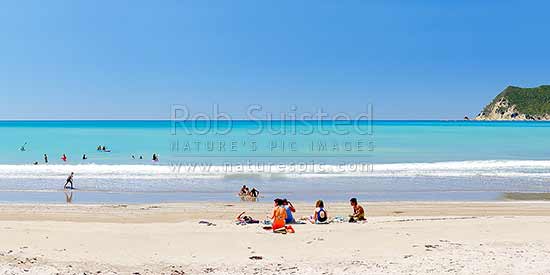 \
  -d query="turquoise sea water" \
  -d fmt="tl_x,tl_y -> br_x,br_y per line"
1,120 -> 550,203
